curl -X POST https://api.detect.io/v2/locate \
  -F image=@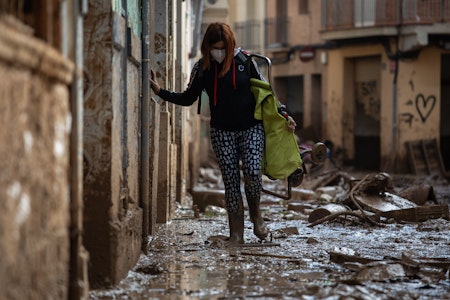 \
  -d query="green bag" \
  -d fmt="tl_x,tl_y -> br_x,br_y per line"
251,78 -> 302,180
